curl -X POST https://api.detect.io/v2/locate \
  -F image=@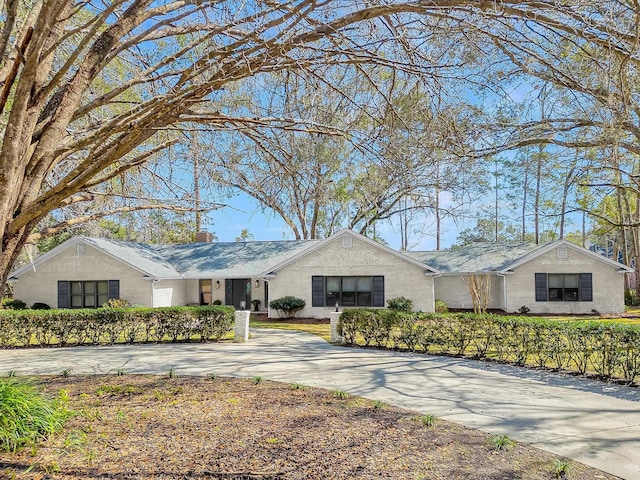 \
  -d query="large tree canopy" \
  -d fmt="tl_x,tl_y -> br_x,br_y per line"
2,0 -> 640,293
